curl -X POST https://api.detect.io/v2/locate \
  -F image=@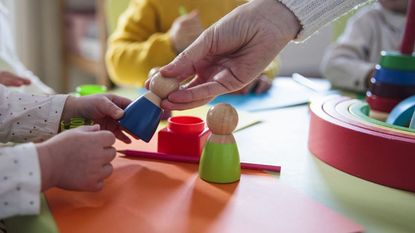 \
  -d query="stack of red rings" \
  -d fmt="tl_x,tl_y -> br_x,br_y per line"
366,51 -> 415,117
